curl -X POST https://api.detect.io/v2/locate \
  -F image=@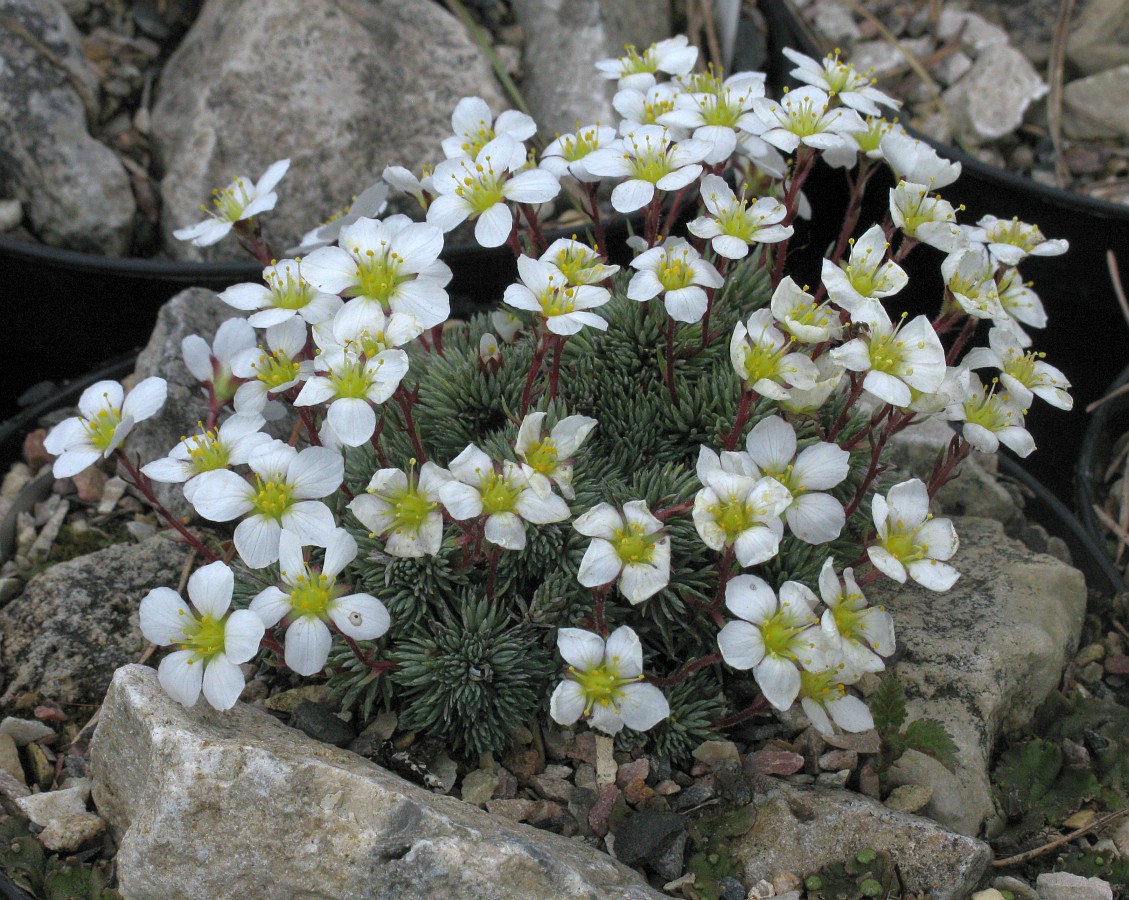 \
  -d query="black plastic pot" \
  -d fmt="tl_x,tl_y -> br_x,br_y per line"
1,213 -> 642,425
1075,365 -> 1129,586
761,0 -> 1129,505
